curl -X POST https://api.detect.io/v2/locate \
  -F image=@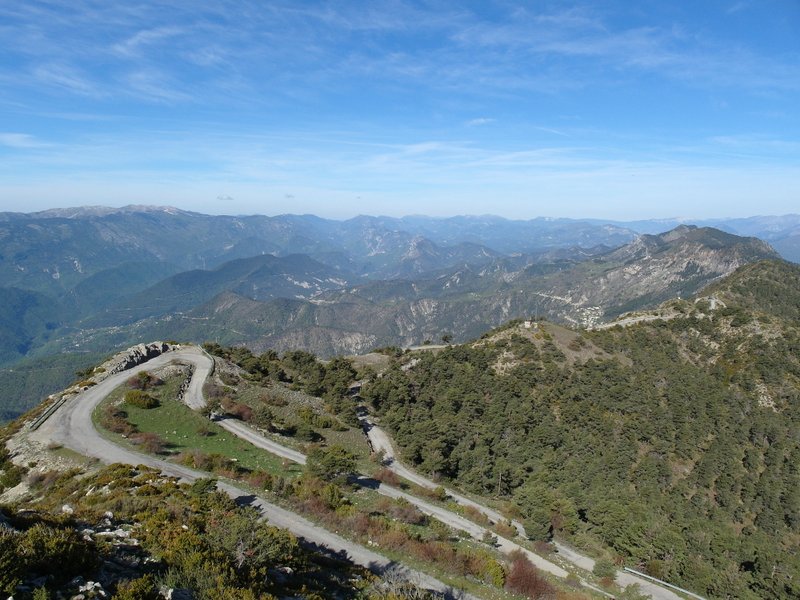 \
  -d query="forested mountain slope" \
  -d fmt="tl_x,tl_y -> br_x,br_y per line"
101,224 -> 775,358
0,210 -> 780,424
361,259 -> 800,599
